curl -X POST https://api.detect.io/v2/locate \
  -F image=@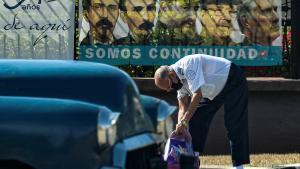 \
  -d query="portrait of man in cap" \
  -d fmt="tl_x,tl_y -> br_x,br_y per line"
154,0 -> 202,45
81,0 -> 120,45
198,0 -> 240,45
